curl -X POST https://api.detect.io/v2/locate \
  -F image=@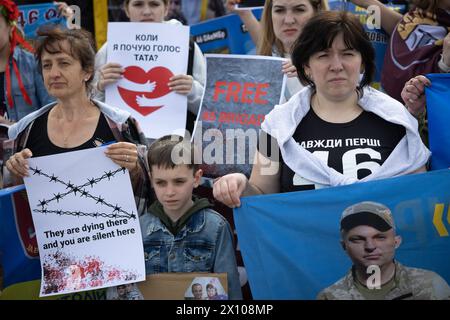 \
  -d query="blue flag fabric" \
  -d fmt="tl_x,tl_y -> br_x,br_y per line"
18,3 -> 65,40
0,185 -> 41,288
234,170 -> 450,299
425,73 -> 450,170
